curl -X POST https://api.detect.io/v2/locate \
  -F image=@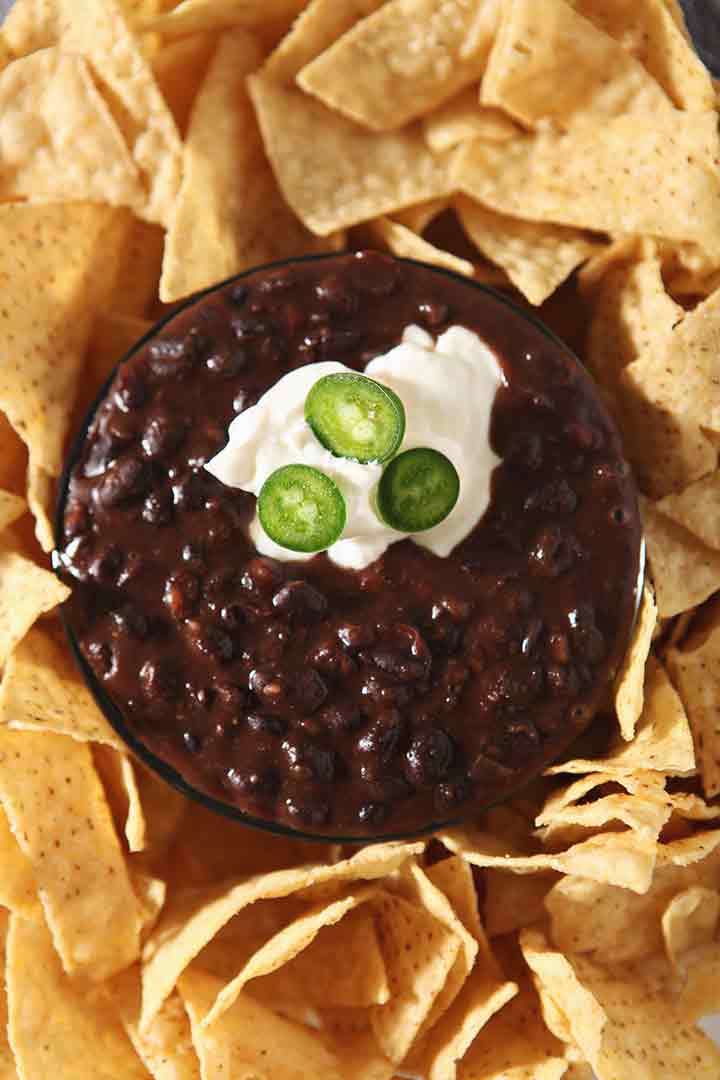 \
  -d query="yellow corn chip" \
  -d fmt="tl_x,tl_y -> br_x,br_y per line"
139,0 -> 307,36
667,614 -> 720,797
79,314 -> 153,425
151,31 -> 217,137
370,890 -> 461,1063
548,655 -> 696,777
201,890 -> 375,1028
452,112 -> 720,256
0,203 -> 128,478
250,71 -> 453,236
2,0 -> 60,54
455,194 -> 599,306
0,34 -> 11,71
0,491 -> 26,535
0,624 -> 121,747
574,0 -> 715,111
26,463 -> 55,552
424,90 -> 520,153
483,869 -> 558,938
523,927 -> 720,1077
93,747 -> 147,853
419,973 -> 519,1080
0,48 -> 142,207
370,217 -> 475,277
112,219 -> 165,319
457,987 -> 568,1080
7,915 -> 148,1079
0,807 -> 40,920
181,971 -> 343,1079
0,414 -> 26,497
658,829 -> 720,867
0,729 -> 141,980
657,472 -> 720,550
298,0 -> 492,132
393,197 -> 450,234
262,0 -> 387,83
483,0 -> 671,129
0,914 -> 15,1080
613,582 -> 657,741
661,885 -> 720,968
441,826 -> 656,893
140,841 -> 422,1028
111,967 -> 201,1080
537,772 -> 671,846
585,254 -> 683,388
642,499 -> 720,618
56,0 -> 183,226
0,545 -> 69,667
254,905 -> 390,1010
677,942 -> 720,1021
161,29 -> 328,303
425,855 -> 486,946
